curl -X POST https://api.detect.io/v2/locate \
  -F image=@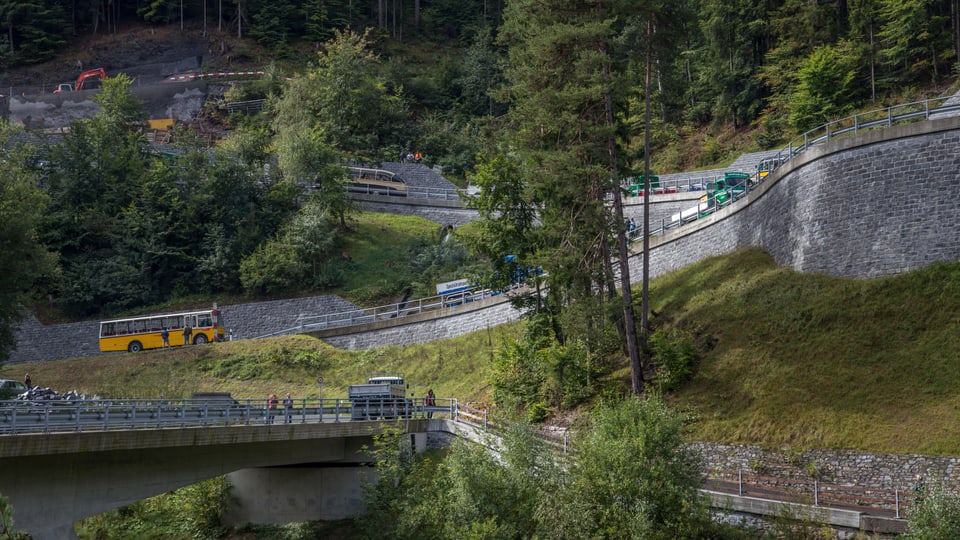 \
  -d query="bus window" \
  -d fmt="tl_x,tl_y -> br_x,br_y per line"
197,314 -> 213,328
101,323 -> 114,337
